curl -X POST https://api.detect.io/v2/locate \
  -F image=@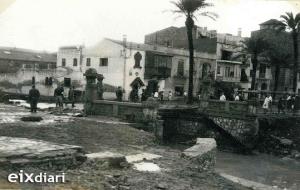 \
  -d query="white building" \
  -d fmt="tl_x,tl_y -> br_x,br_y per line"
57,38 -> 216,100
